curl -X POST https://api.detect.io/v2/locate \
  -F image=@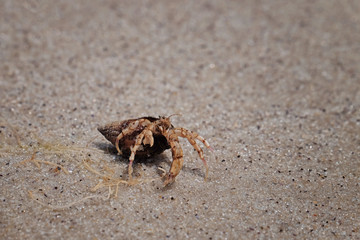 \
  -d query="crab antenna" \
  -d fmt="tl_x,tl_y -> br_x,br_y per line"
167,113 -> 182,119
